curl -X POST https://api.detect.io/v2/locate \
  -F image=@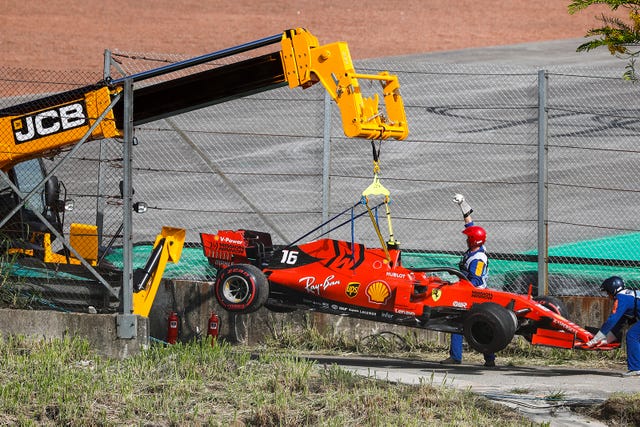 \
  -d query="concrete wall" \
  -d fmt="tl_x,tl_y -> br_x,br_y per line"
0,280 -> 614,359
0,308 -> 149,359
148,280 -> 614,347
560,296 -> 612,332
